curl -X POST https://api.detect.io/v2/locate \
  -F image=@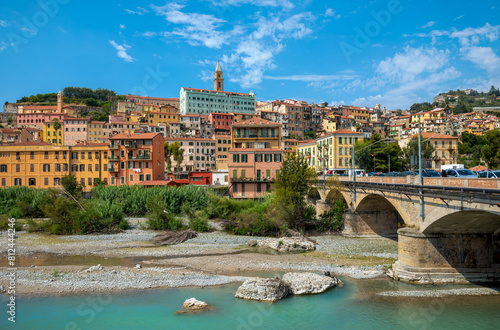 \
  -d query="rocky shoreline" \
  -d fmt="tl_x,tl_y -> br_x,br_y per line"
1,228 -> 398,296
